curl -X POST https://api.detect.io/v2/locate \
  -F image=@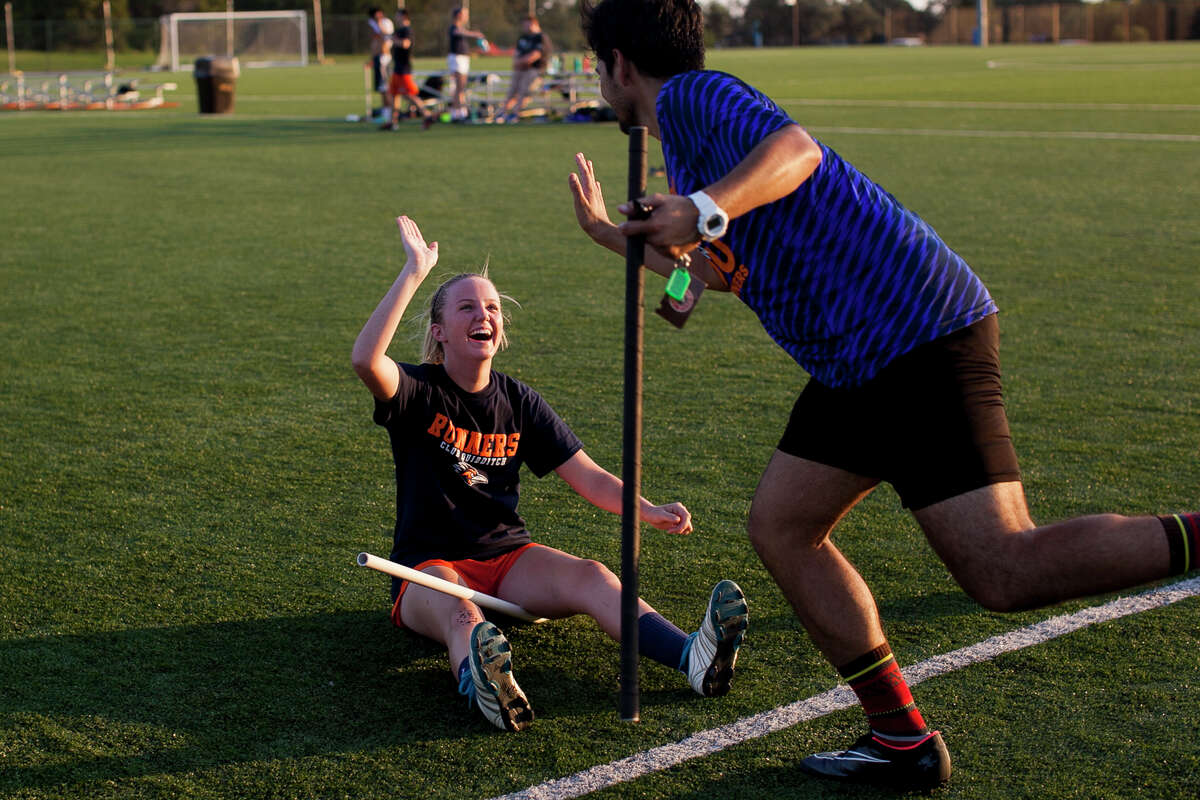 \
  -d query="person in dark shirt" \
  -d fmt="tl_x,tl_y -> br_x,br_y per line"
499,16 -> 550,124
446,7 -> 485,122
352,214 -> 749,732
382,8 -> 433,130
570,0 -> 1200,787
